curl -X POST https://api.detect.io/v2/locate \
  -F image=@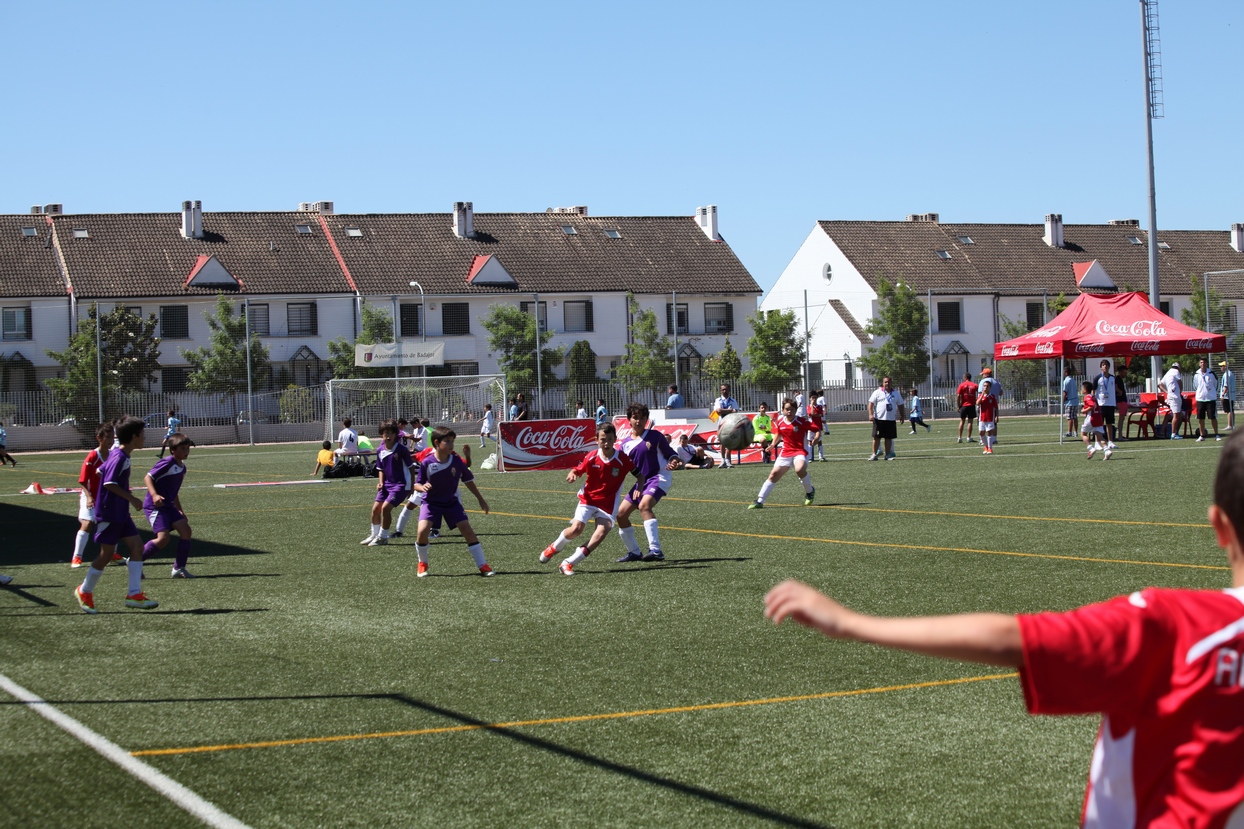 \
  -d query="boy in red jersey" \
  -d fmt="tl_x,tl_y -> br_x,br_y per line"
956,372 -> 978,443
807,389 -> 826,461
766,428 -> 1244,829
71,422 -> 114,568
539,422 -> 635,575
976,379 -> 998,455
1081,380 -> 1111,460
748,398 -> 815,509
